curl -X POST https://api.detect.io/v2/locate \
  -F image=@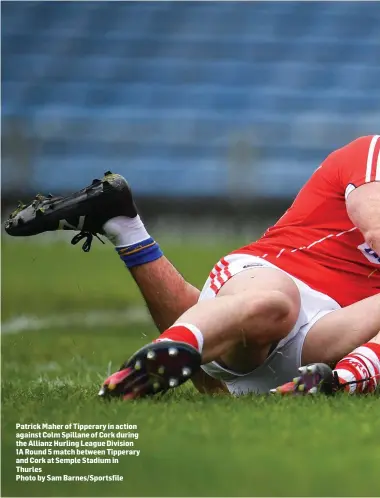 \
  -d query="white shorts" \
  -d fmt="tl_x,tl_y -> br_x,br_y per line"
199,253 -> 341,395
